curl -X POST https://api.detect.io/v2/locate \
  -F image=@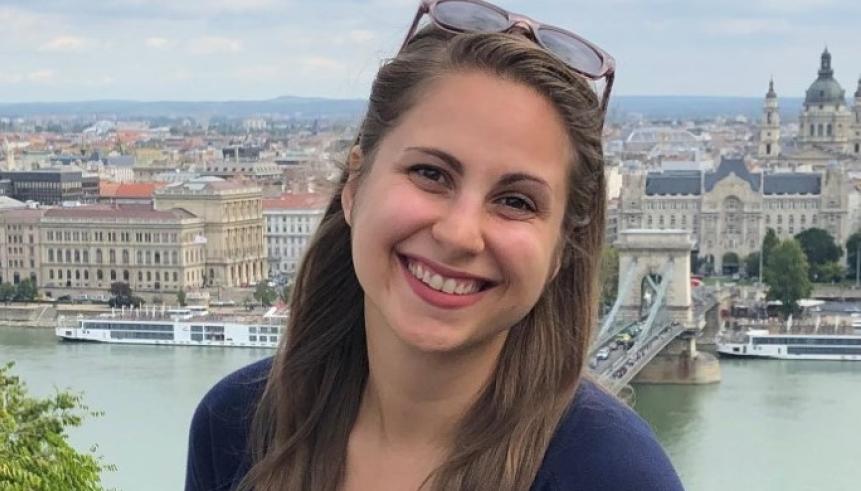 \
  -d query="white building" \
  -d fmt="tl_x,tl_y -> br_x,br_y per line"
263,193 -> 329,279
